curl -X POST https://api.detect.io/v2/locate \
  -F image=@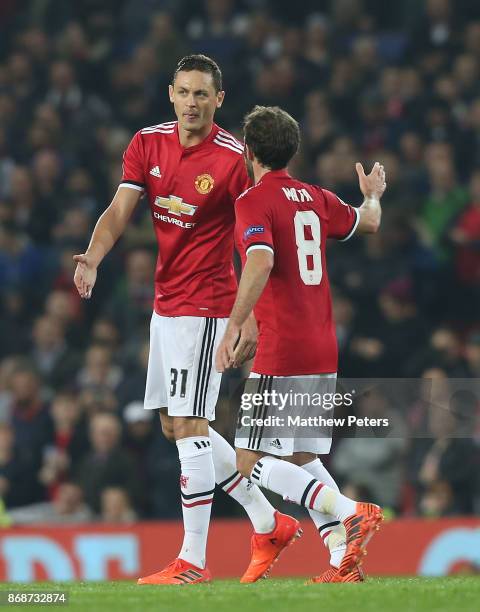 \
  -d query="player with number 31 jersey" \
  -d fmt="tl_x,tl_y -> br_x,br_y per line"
74,57 -> 302,587
235,175 -> 359,375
